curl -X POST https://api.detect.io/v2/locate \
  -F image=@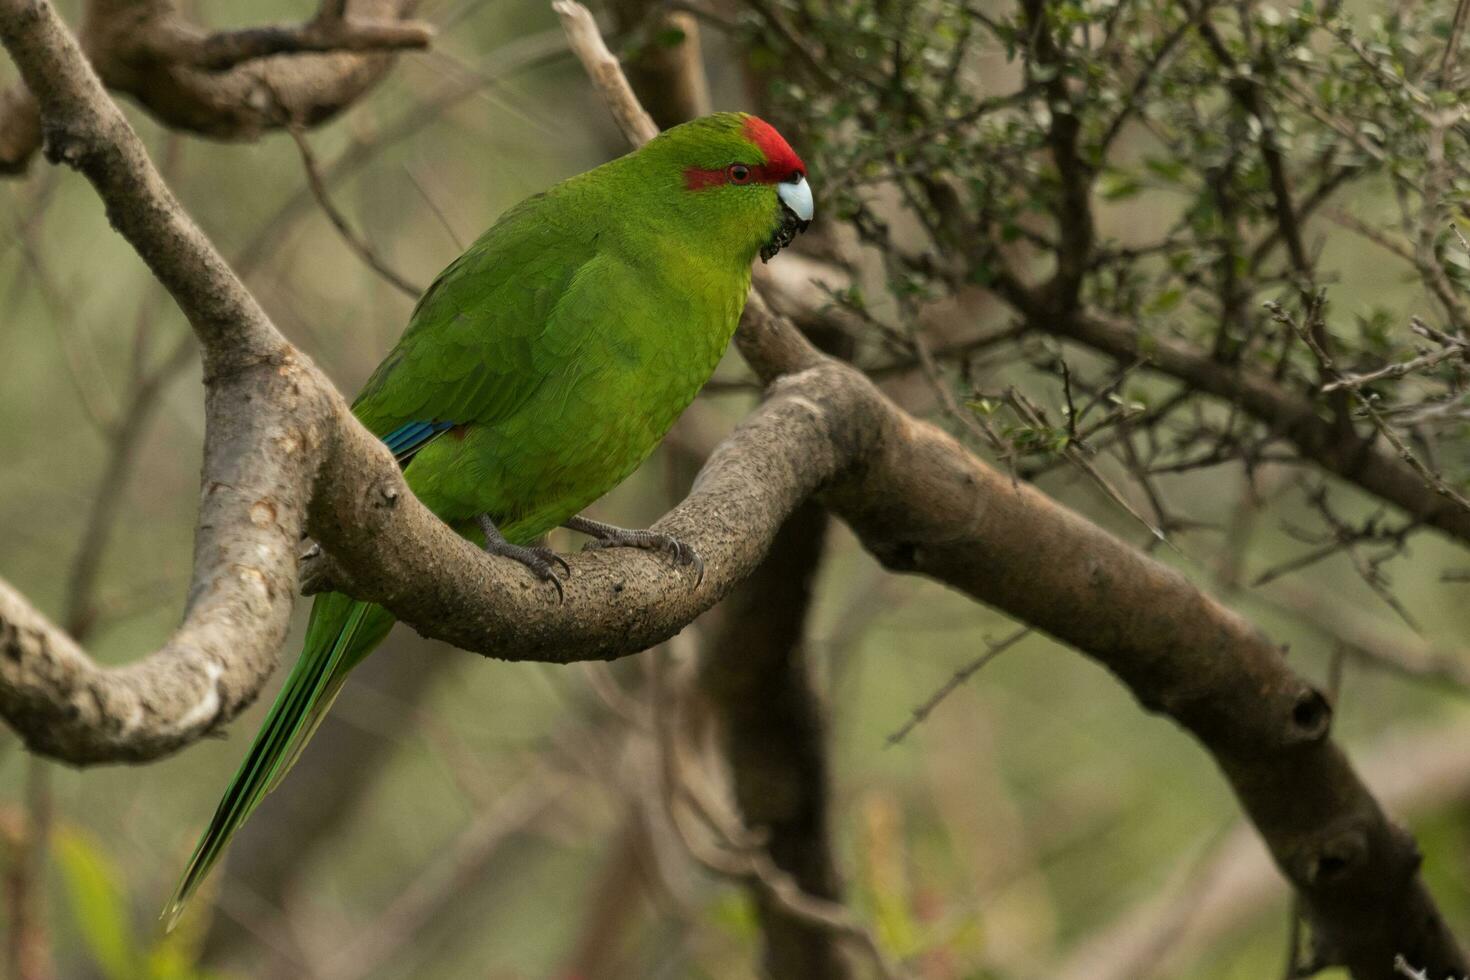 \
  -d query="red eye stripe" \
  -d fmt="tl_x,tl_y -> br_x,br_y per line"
682,163 -> 795,189
683,166 -> 729,190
